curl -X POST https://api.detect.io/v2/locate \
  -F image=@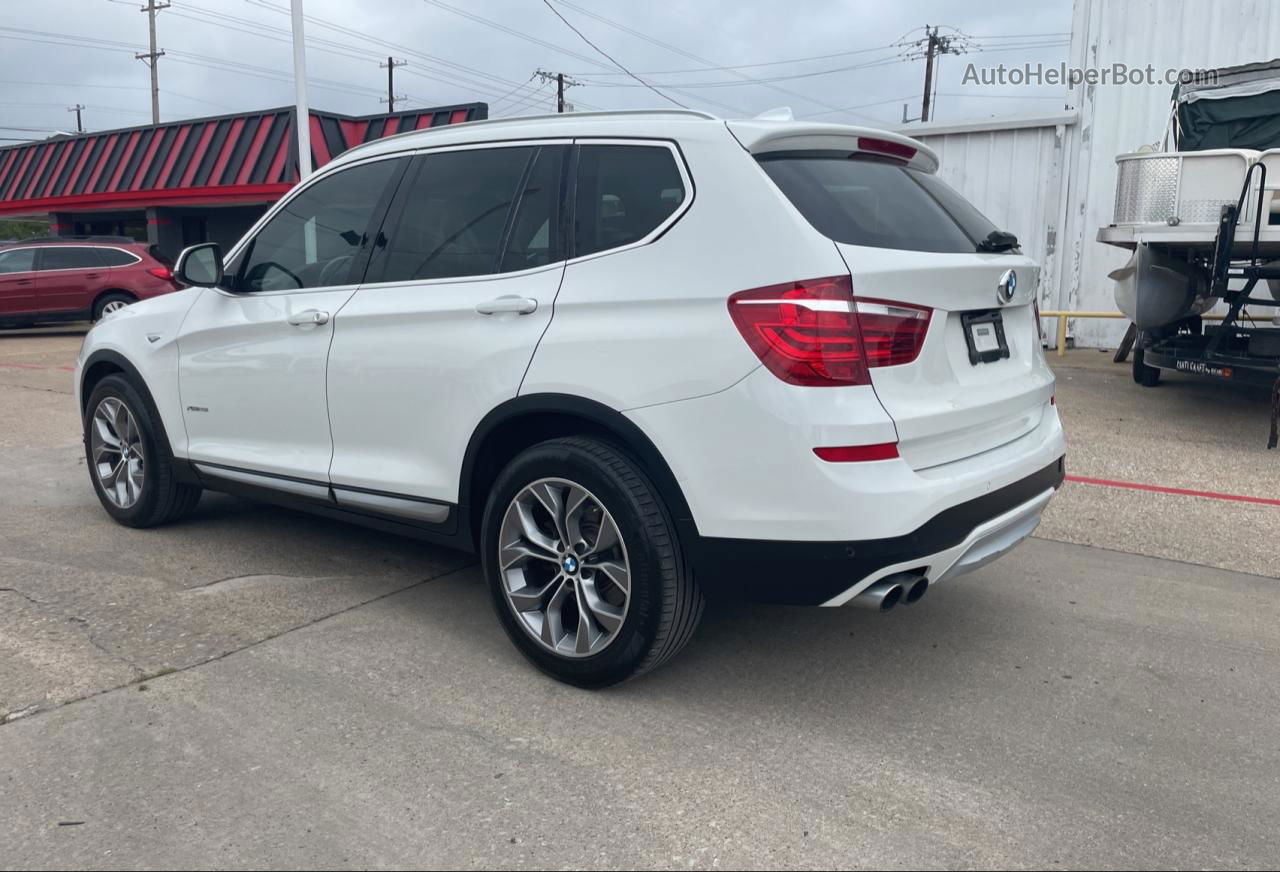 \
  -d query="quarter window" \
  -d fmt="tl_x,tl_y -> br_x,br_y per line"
381,147 -> 534,283
573,144 -> 686,258
0,248 -> 35,274
95,247 -> 140,267
233,158 -> 402,292
38,247 -> 104,271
